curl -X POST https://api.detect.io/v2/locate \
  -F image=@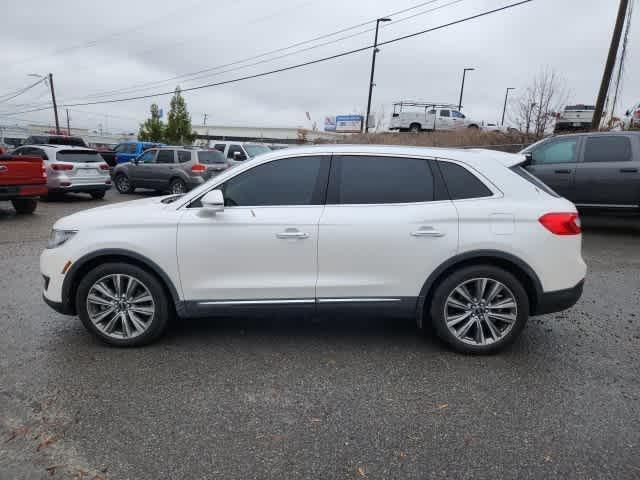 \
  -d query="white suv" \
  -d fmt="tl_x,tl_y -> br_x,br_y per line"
41,145 -> 586,353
